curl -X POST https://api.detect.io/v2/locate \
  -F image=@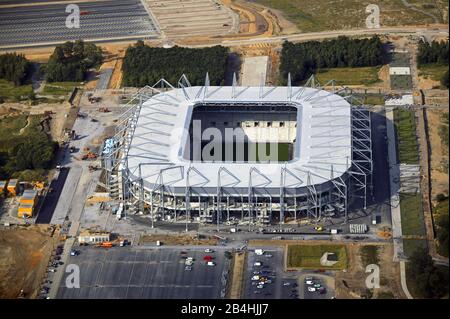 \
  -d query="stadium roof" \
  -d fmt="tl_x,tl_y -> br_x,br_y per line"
126,85 -> 352,193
